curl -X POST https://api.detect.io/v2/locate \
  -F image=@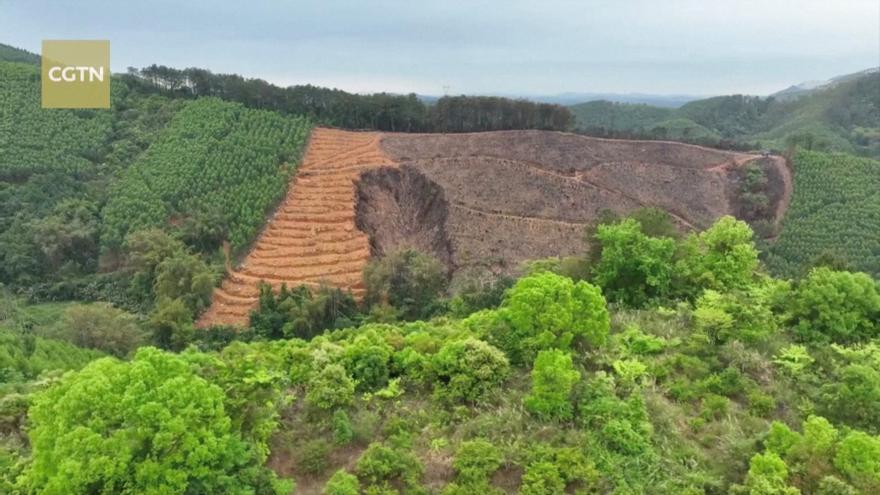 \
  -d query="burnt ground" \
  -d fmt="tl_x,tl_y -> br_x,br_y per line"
361,130 -> 785,280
